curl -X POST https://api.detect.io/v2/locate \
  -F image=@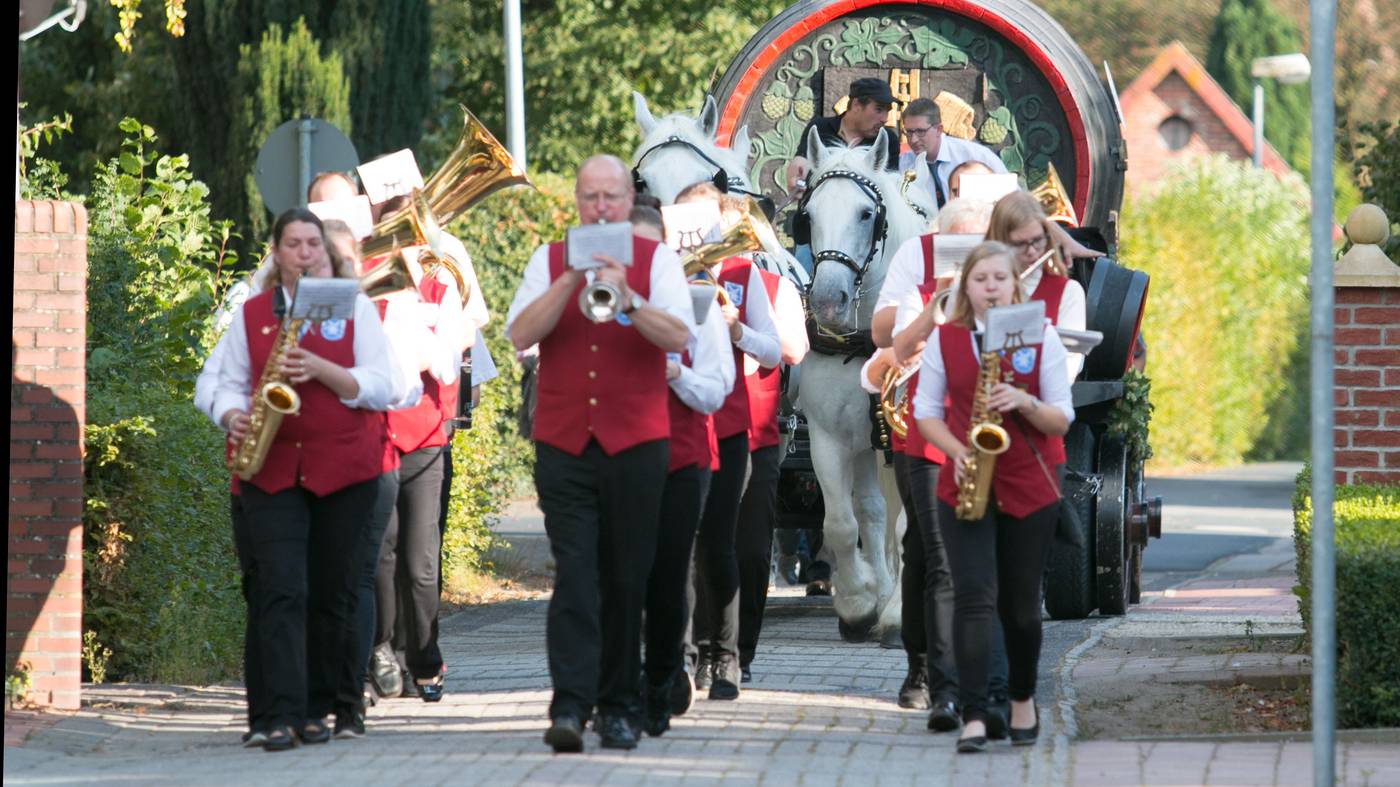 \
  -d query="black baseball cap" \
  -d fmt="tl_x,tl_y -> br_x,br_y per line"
848,77 -> 901,108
